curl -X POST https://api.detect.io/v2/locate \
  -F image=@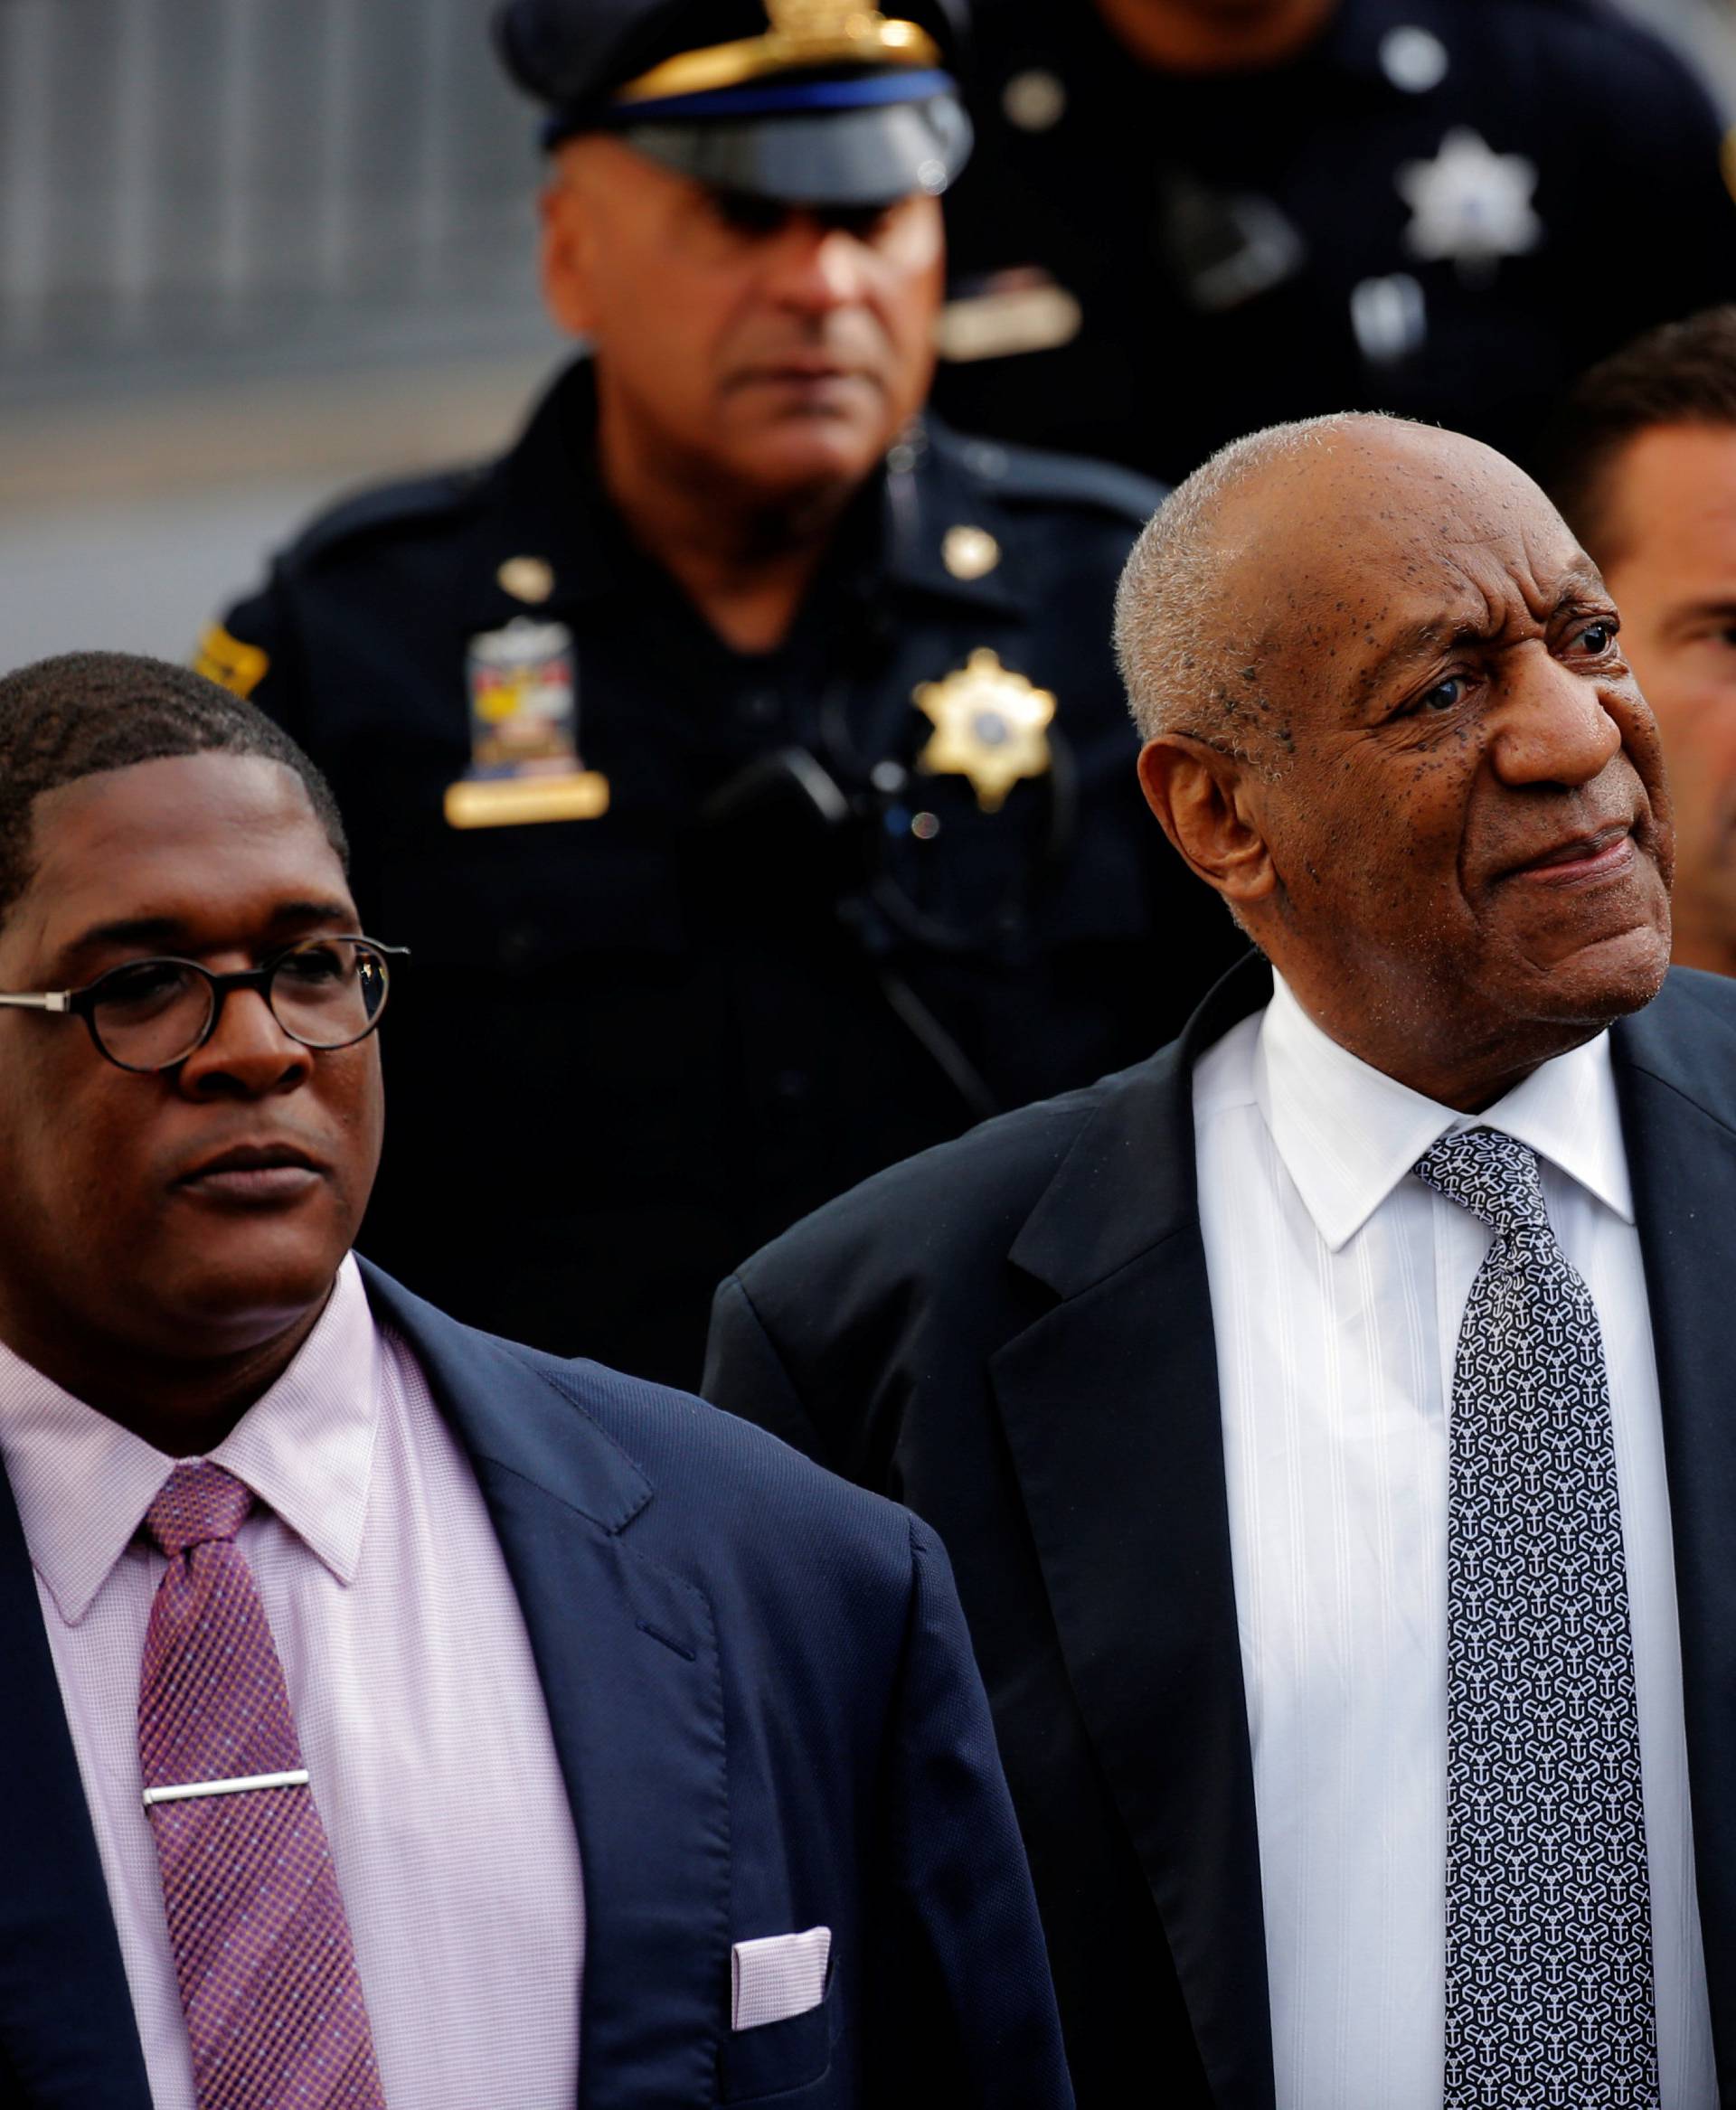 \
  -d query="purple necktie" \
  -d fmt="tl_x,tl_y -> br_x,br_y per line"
138,1461 -> 387,2110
